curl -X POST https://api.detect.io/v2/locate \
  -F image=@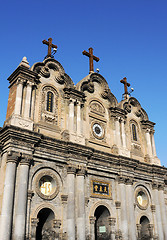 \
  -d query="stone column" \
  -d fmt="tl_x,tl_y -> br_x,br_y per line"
89,216 -> 96,240
0,151 -> 18,240
152,182 -> 163,239
126,178 -> 136,240
76,168 -> 86,240
148,224 -> 154,240
14,78 -> 24,115
67,166 -> 76,240
26,190 -> 34,240
120,119 -> 126,148
151,204 -> 158,238
115,117 -> 121,147
31,218 -> 39,240
136,224 -> 141,240
109,217 -> 116,240
24,81 -> 33,118
69,99 -> 75,133
115,201 -> 121,235
76,101 -> 82,136
145,129 -> 152,156
118,176 -> 128,240
61,194 -> 68,237
151,130 -> 157,157
158,184 -> 167,239
13,156 -> 31,240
